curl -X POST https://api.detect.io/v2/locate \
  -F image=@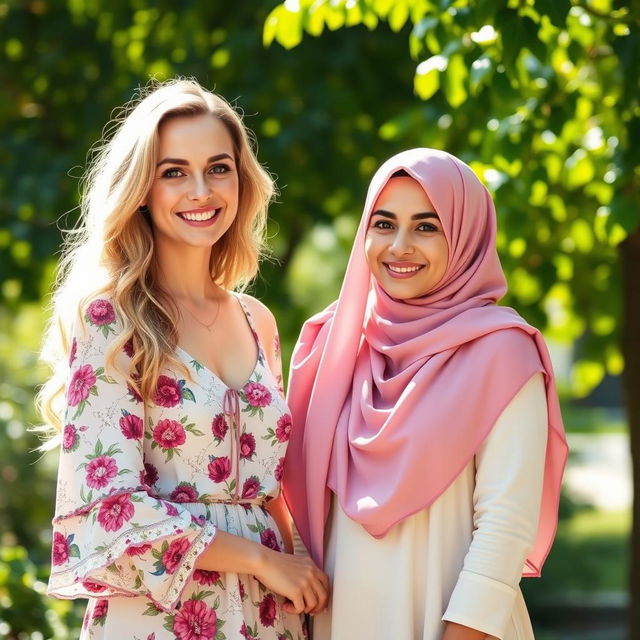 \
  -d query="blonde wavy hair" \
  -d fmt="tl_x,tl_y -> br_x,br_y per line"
38,78 -> 275,438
